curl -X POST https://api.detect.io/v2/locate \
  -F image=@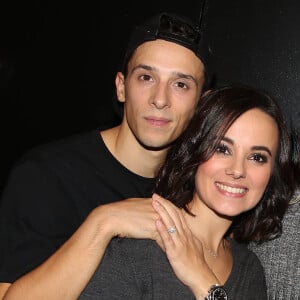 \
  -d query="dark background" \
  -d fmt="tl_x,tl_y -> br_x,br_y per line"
1,0 -> 299,191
